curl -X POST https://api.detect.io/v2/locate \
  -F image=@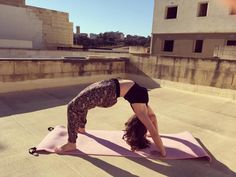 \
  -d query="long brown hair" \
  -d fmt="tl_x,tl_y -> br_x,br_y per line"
123,115 -> 151,151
